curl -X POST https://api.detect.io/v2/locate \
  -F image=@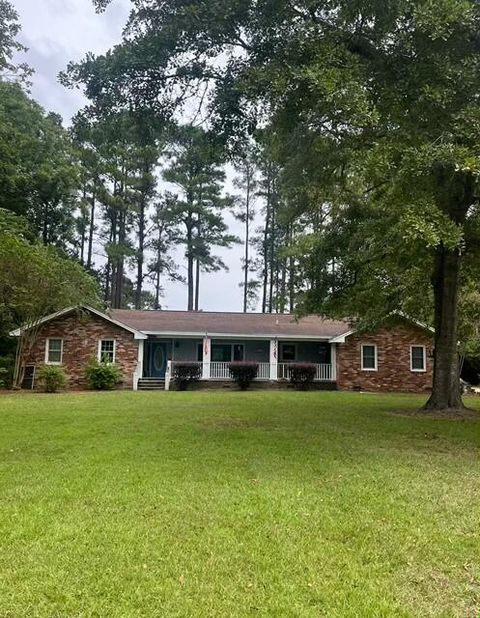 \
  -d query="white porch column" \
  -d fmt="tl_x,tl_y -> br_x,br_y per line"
330,343 -> 337,381
269,338 -> 278,380
133,339 -> 145,391
165,360 -> 172,391
202,335 -> 211,379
